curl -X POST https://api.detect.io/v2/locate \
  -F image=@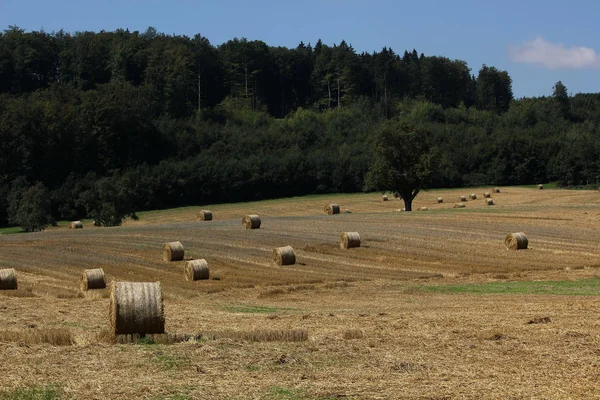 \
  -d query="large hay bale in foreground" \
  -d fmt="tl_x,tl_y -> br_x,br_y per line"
197,210 -> 213,221
460,196 -> 468,202
273,246 -> 296,265
109,281 -> 164,335
81,268 -> 106,291
437,197 -> 443,204
340,232 -> 361,249
242,214 -> 261,229
324,204 -> 340,215
505,232 -> 528,250
0,268 -> 17,290
184,259 -> 209,281
453,203 -> 466,209
484,192 -> 491,198
470,193 -> 477,200
538,184 -> 544,190
69,221 -> 83,229
382,195 -> 388,201
486,198 -> 495,205
163,241 -> 184,261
